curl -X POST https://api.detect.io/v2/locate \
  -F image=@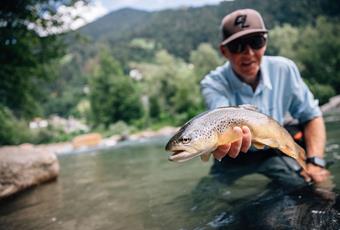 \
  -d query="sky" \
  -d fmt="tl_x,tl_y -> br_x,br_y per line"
64,0 -> 226,30
99,0 -> 226,12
